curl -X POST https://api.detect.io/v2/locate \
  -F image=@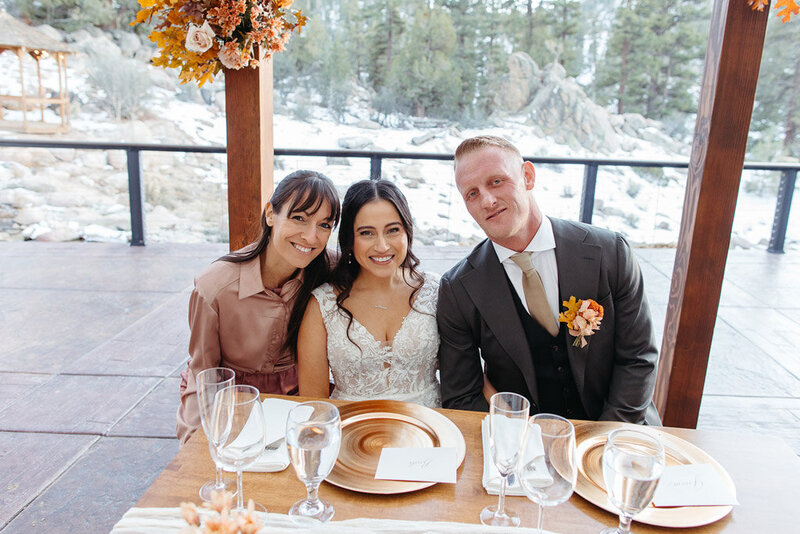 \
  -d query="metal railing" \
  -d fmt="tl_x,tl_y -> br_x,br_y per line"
1,138 -> 798,252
